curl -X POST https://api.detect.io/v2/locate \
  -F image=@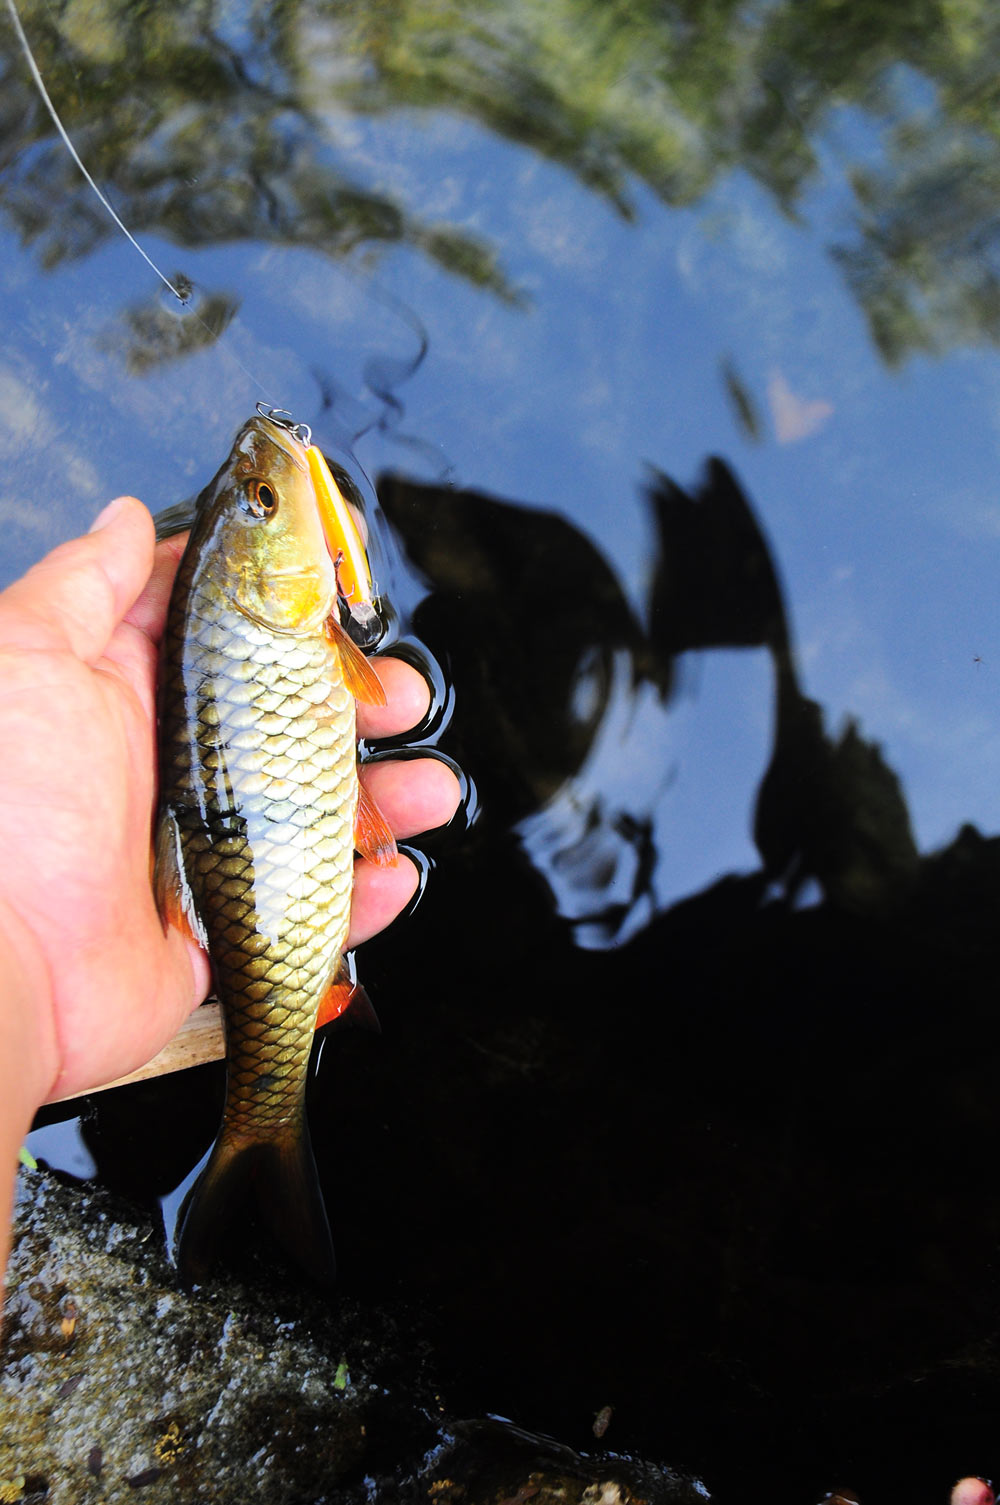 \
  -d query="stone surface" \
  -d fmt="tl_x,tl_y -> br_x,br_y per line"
0,1167 -> 707,1505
